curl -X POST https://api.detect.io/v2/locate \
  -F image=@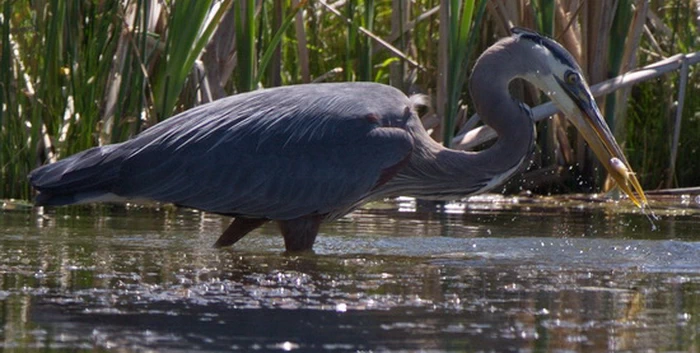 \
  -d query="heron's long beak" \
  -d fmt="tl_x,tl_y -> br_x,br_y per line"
556,77 -> 648,207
